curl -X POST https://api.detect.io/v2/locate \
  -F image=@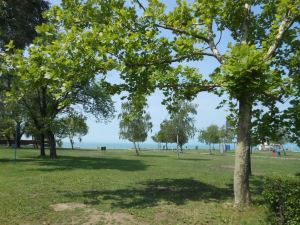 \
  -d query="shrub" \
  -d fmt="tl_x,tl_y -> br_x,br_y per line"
263,177 -> 300,225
